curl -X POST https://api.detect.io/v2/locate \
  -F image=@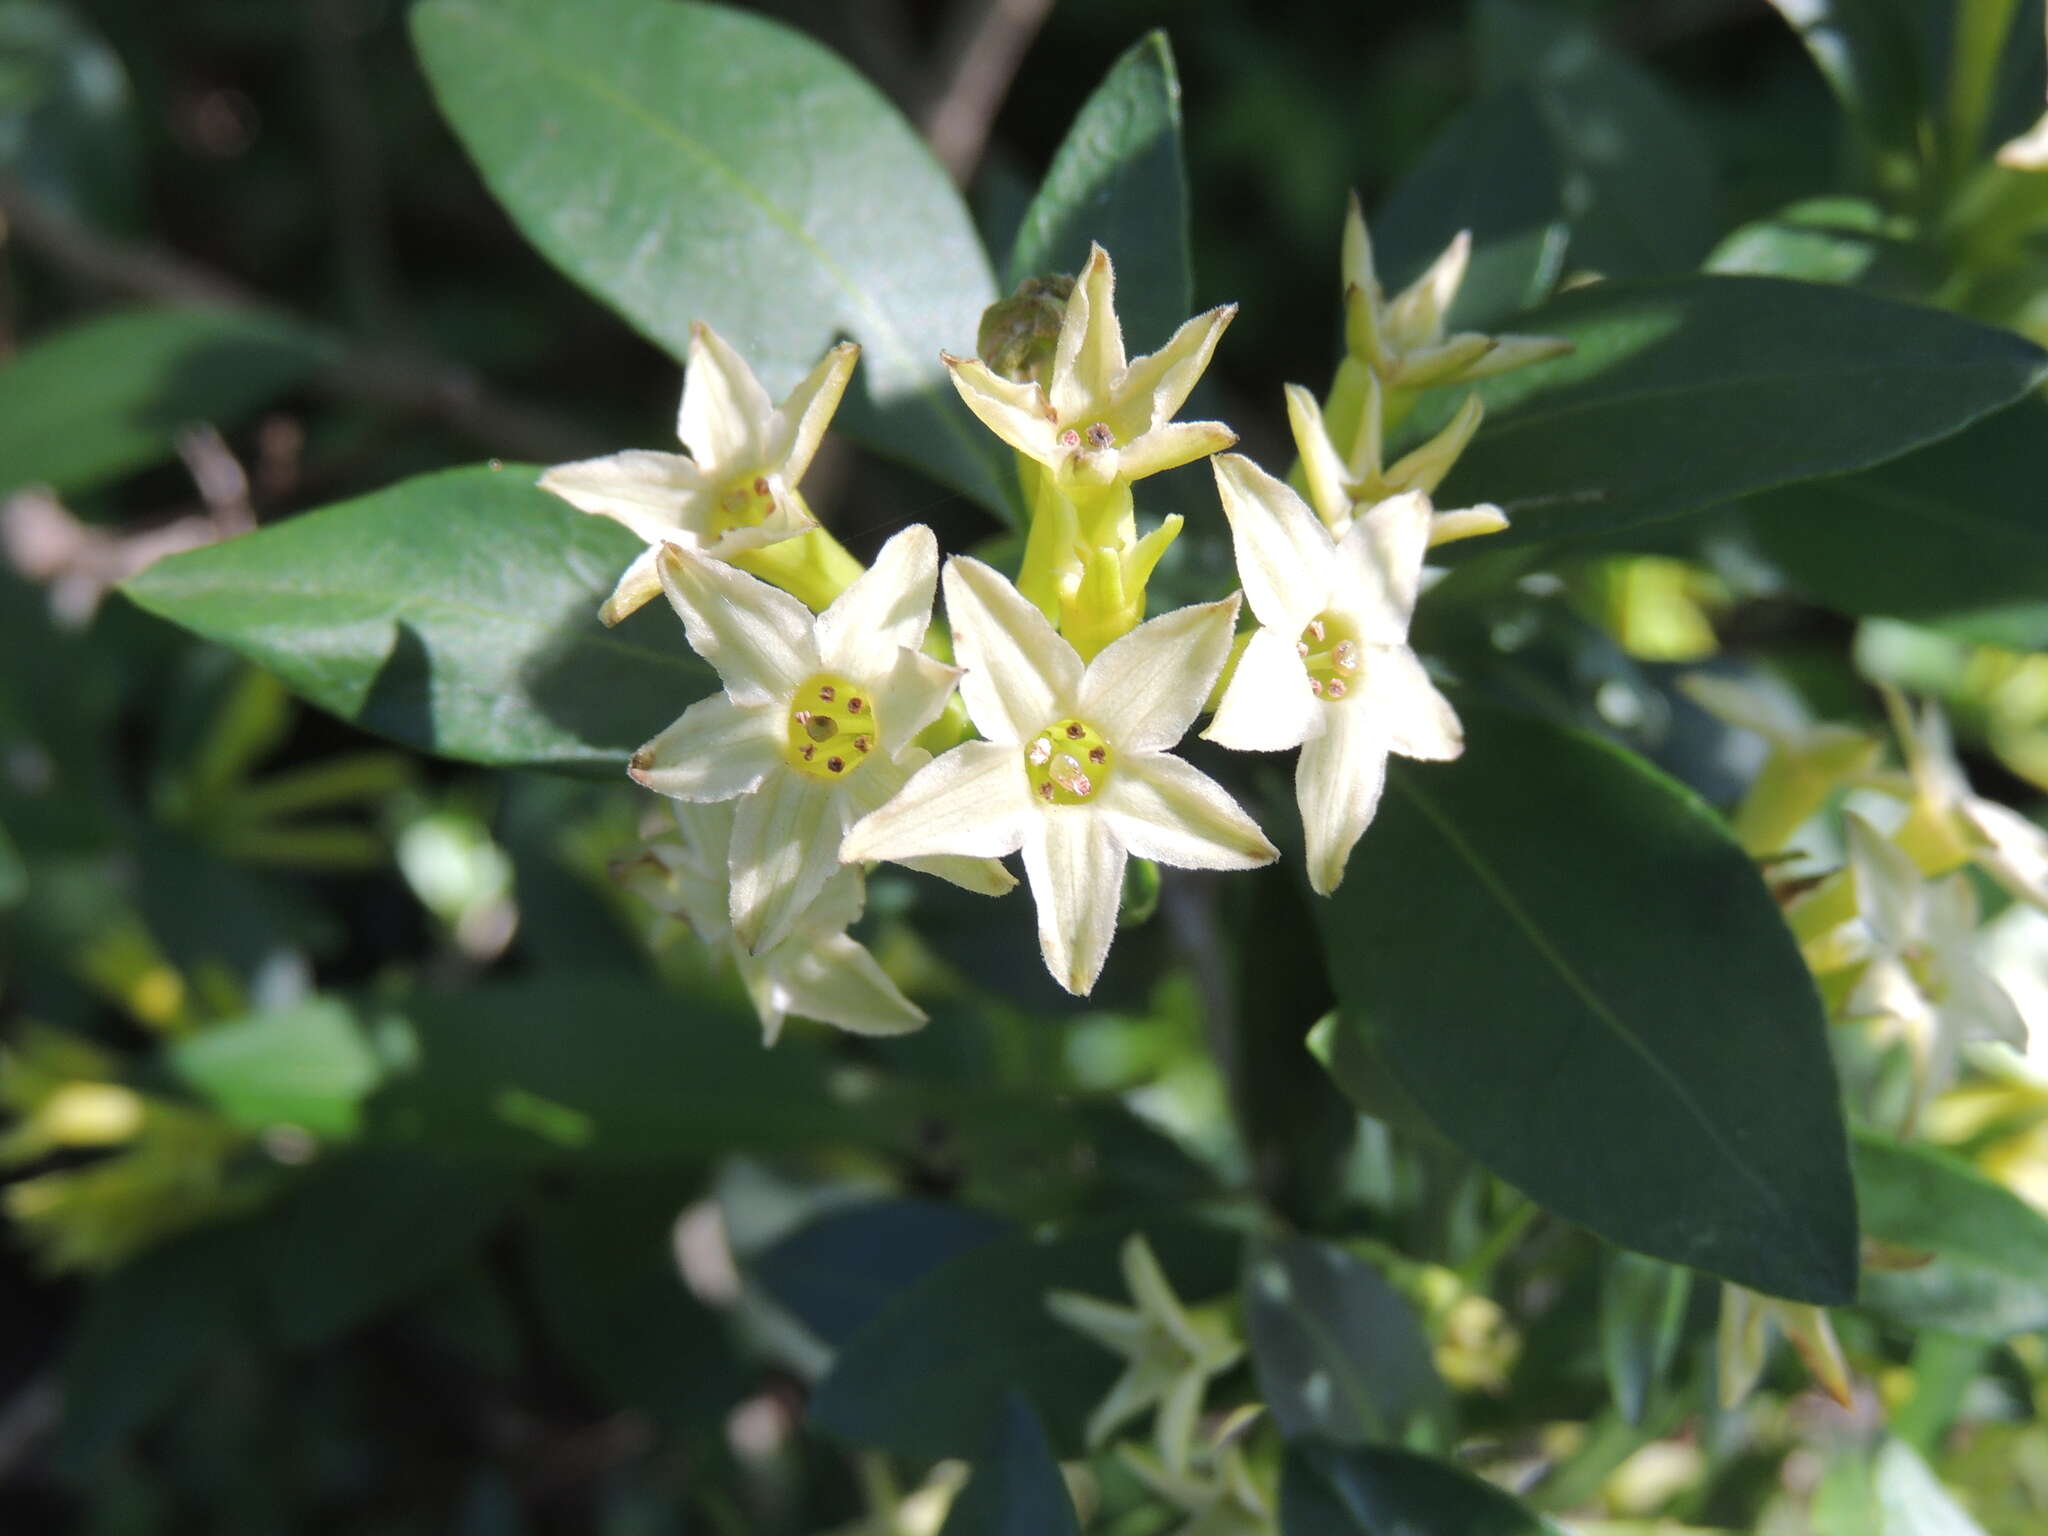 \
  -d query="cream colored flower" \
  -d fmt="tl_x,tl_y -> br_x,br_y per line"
619,802 -> 923,1045
1876,687 -> 2048,911
1204,456 -> 1460,896
540,322 -> 857,624
841,558 -> 1275,996
1679,672 -> 1882,857
1045,1235 -> 1243,1475
1286,379 -> 1507,547
631,526 -> 1011,955
943,244 -> 1236,501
